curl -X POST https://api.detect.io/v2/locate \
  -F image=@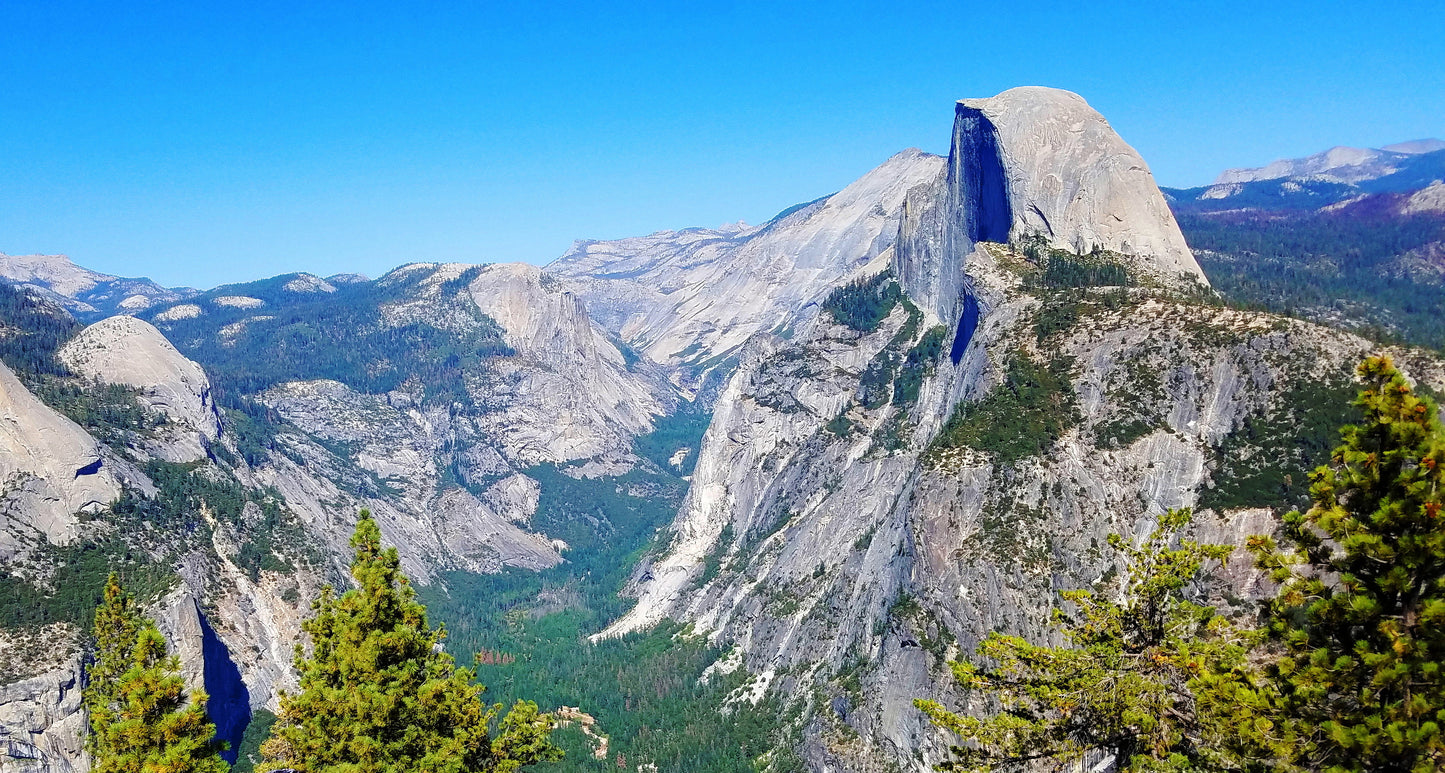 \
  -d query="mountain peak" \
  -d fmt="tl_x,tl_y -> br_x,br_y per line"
952,87 -> 1203,283
1214,139 -> 1445,186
